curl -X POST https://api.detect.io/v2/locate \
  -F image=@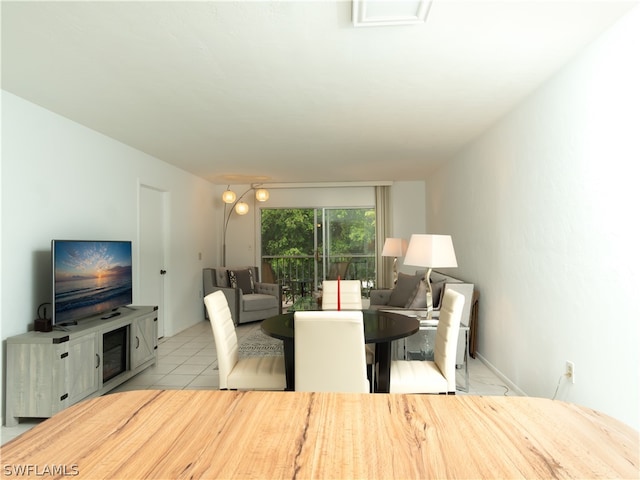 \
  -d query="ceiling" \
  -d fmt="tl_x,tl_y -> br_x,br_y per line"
2,1 -> 635,184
